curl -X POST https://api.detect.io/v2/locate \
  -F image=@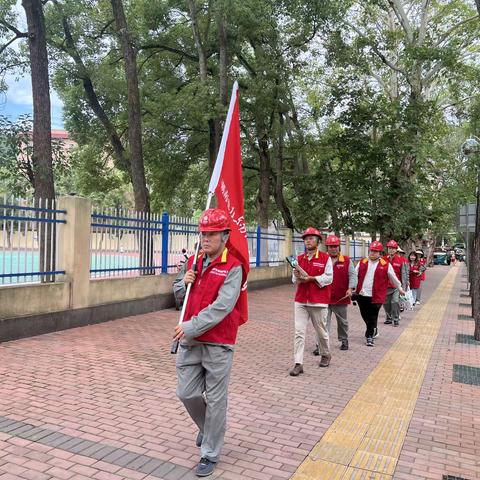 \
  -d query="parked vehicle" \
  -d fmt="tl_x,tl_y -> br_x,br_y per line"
433,251 -> 448,265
